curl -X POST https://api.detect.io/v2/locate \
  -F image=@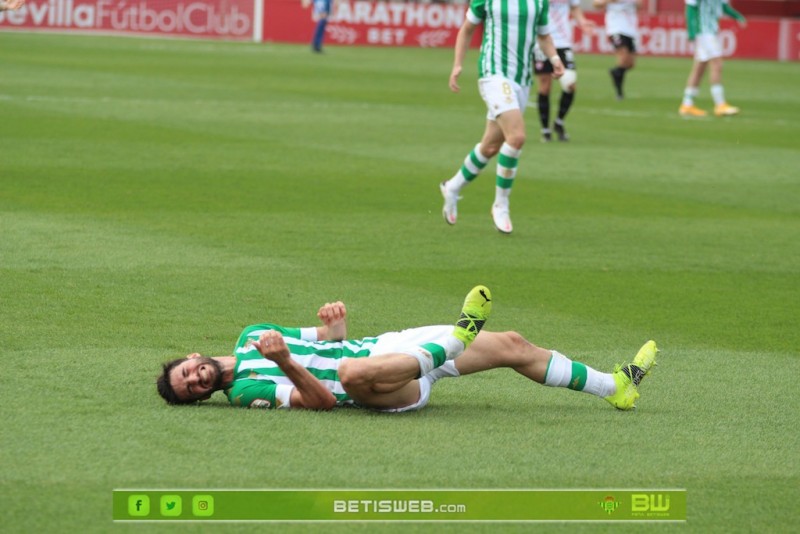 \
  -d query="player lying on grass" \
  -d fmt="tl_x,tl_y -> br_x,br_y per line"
157,285 -> 658,412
